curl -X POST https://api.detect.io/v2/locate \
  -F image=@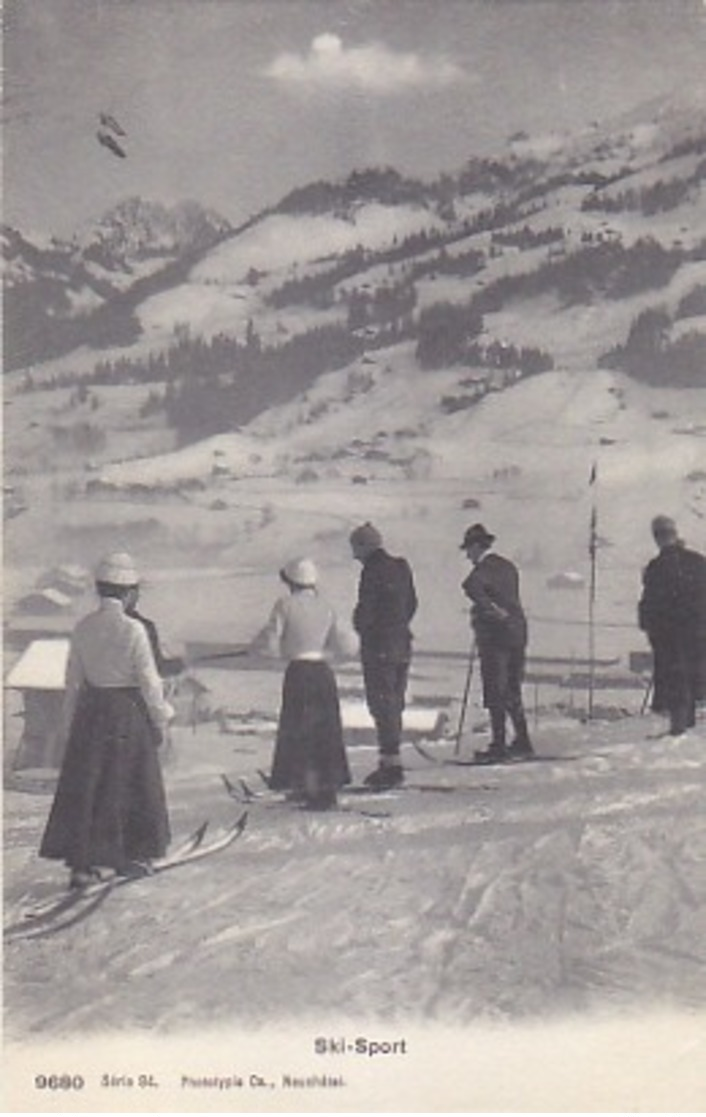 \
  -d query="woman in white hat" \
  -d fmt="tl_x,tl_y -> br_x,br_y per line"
251,557 -> 356,810
40,552 -> 173,888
